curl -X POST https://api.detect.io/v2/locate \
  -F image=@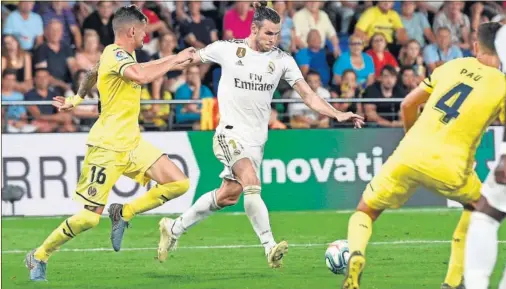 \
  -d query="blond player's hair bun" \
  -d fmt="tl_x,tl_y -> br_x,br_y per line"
252,1 -> 268,9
